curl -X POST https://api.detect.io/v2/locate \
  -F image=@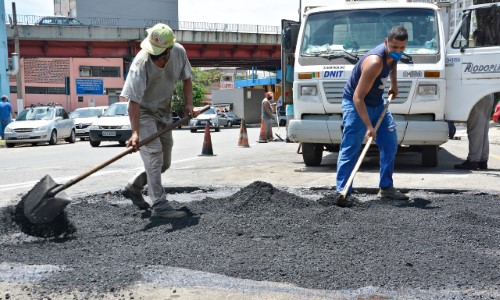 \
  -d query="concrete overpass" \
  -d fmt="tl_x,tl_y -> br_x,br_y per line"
6,24 -> 282,69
